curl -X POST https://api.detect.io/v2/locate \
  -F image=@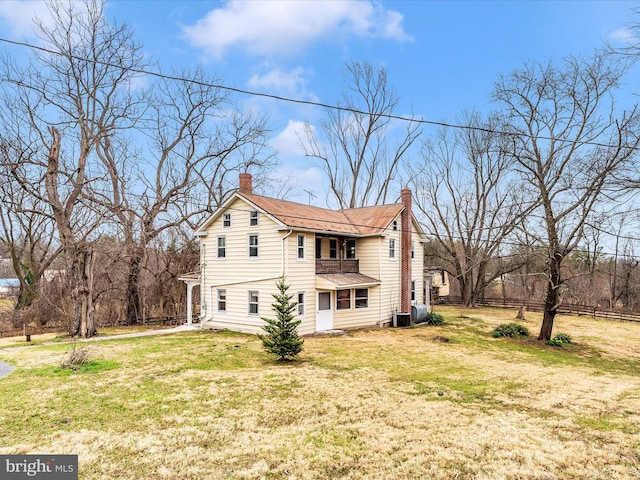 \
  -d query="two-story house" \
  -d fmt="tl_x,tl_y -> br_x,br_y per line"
182,173 -> 429,335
